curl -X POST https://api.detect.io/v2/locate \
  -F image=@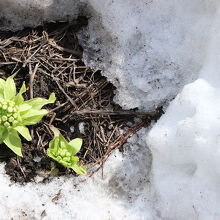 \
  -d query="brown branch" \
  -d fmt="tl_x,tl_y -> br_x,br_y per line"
54,78 -> 78,109
72,109 -> 156,116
